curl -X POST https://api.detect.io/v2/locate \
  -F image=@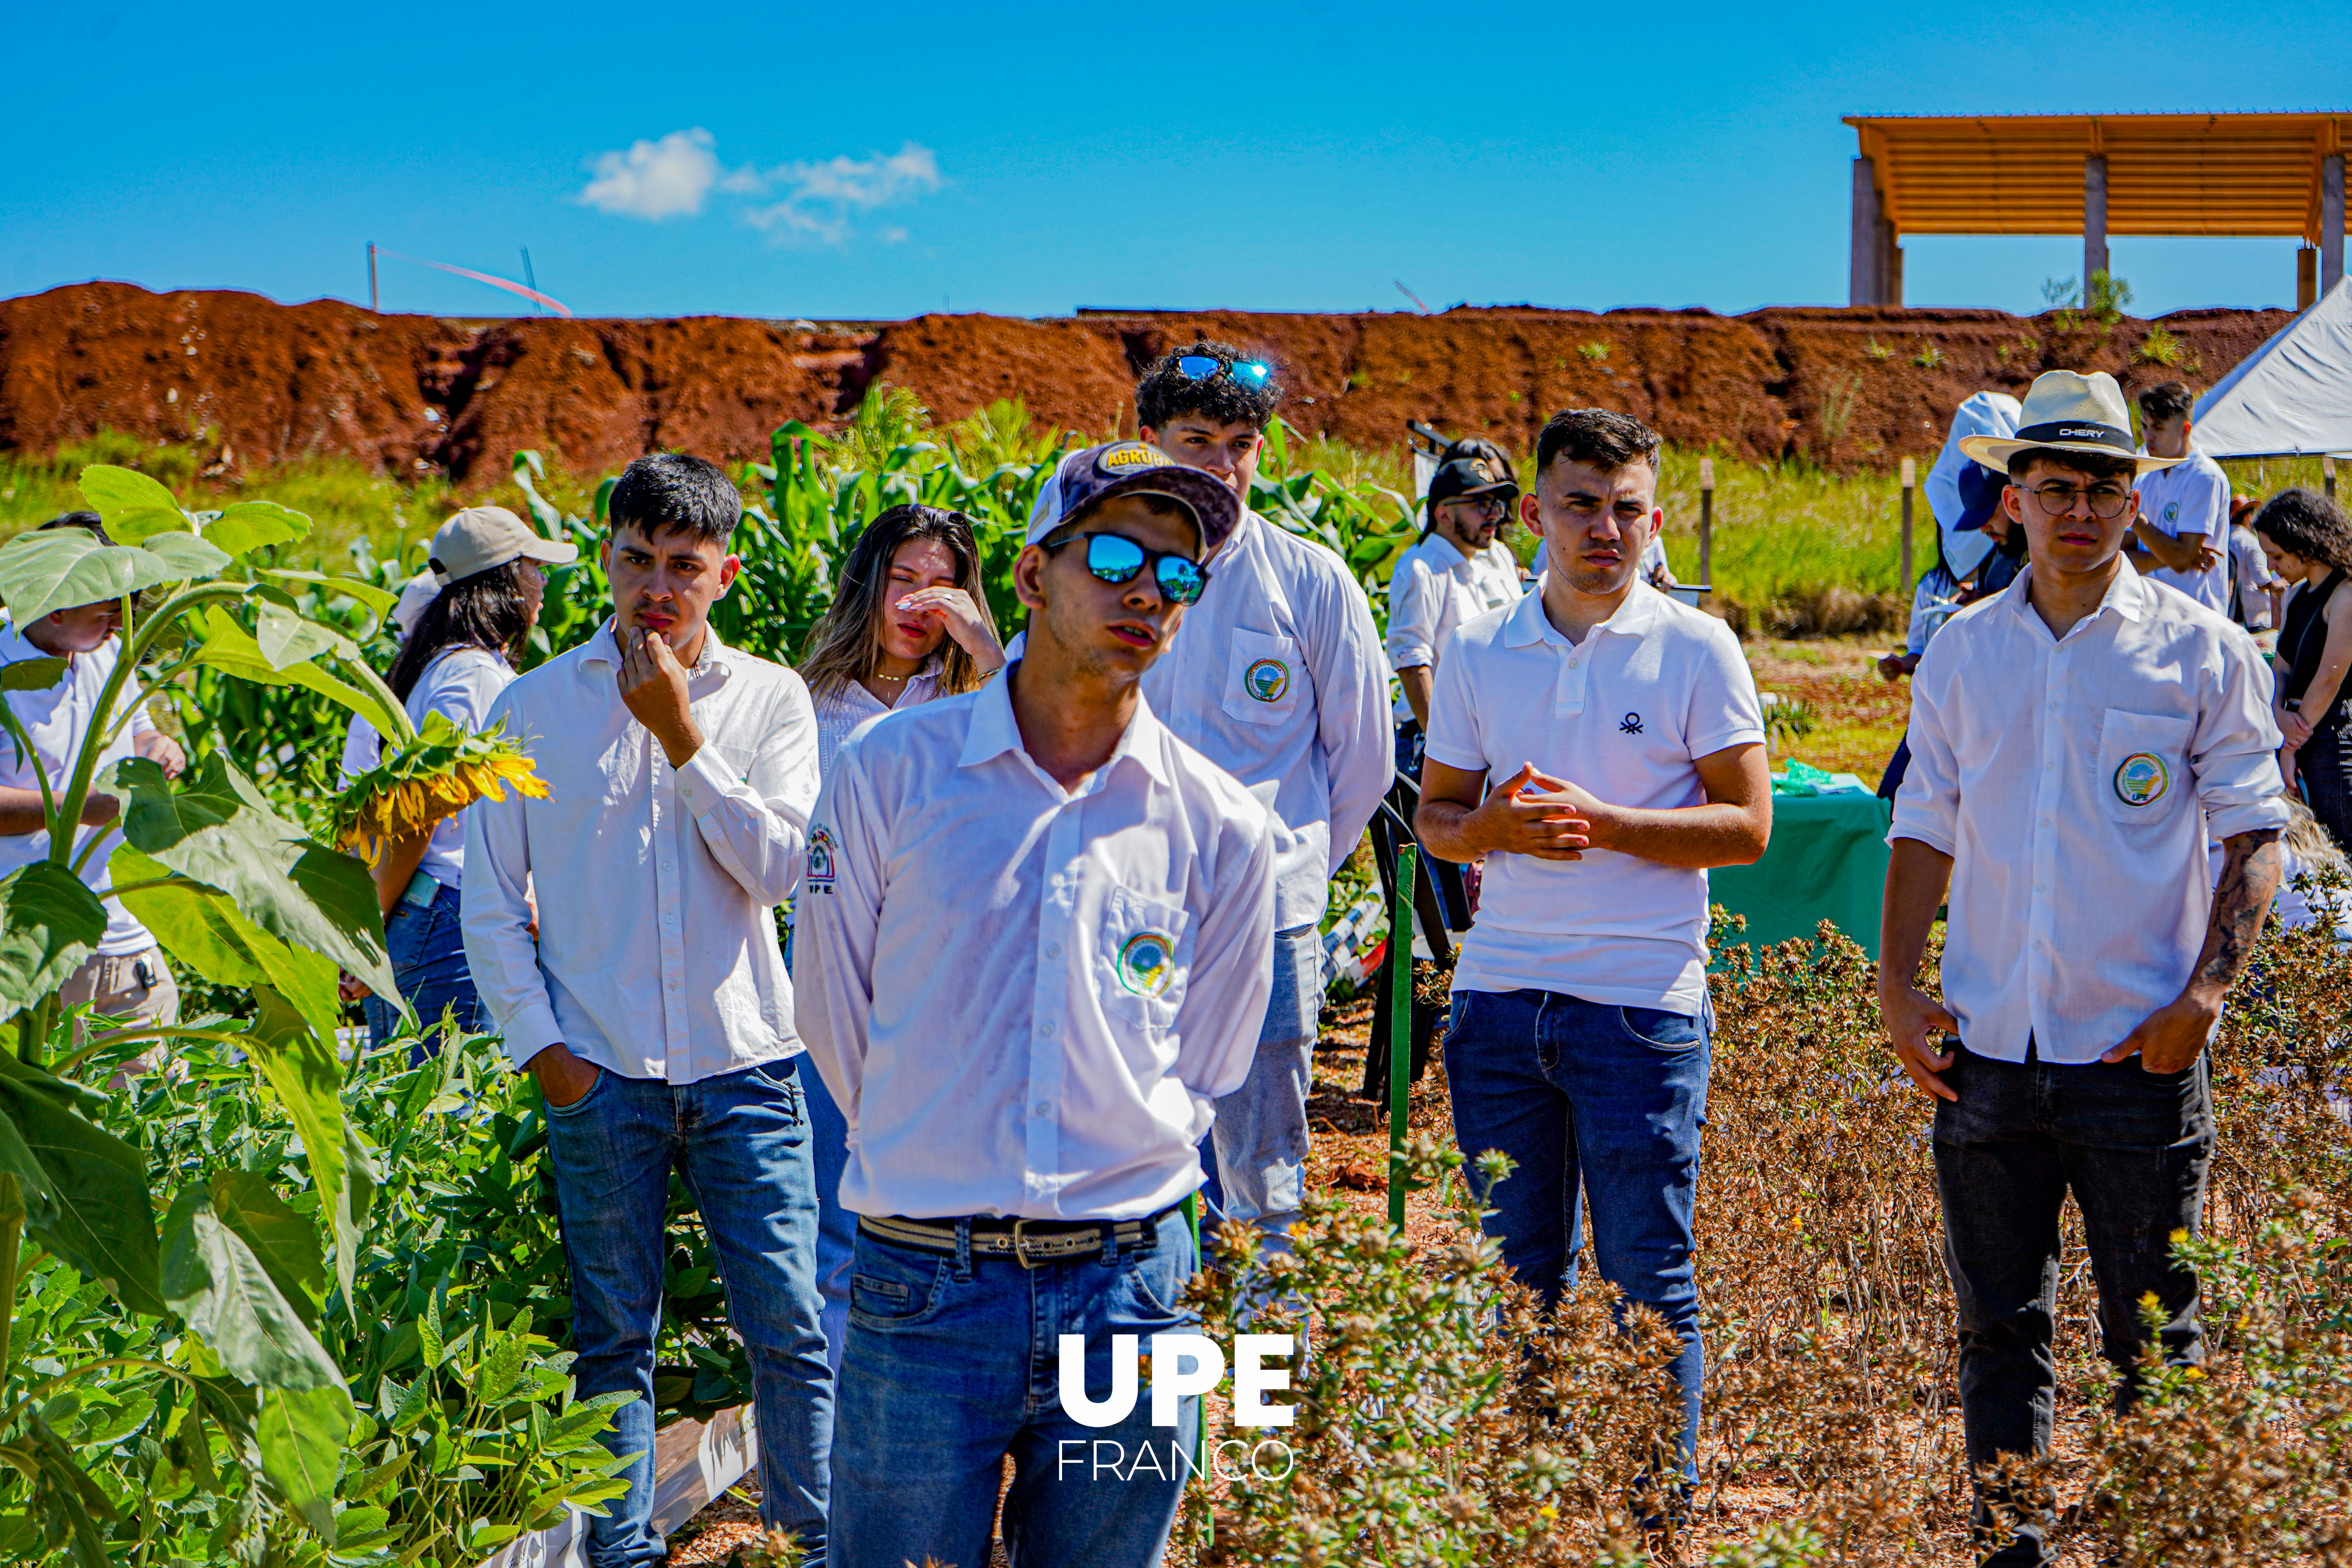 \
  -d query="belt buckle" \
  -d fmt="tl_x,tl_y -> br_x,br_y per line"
1010,1218 -> 1054,1270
